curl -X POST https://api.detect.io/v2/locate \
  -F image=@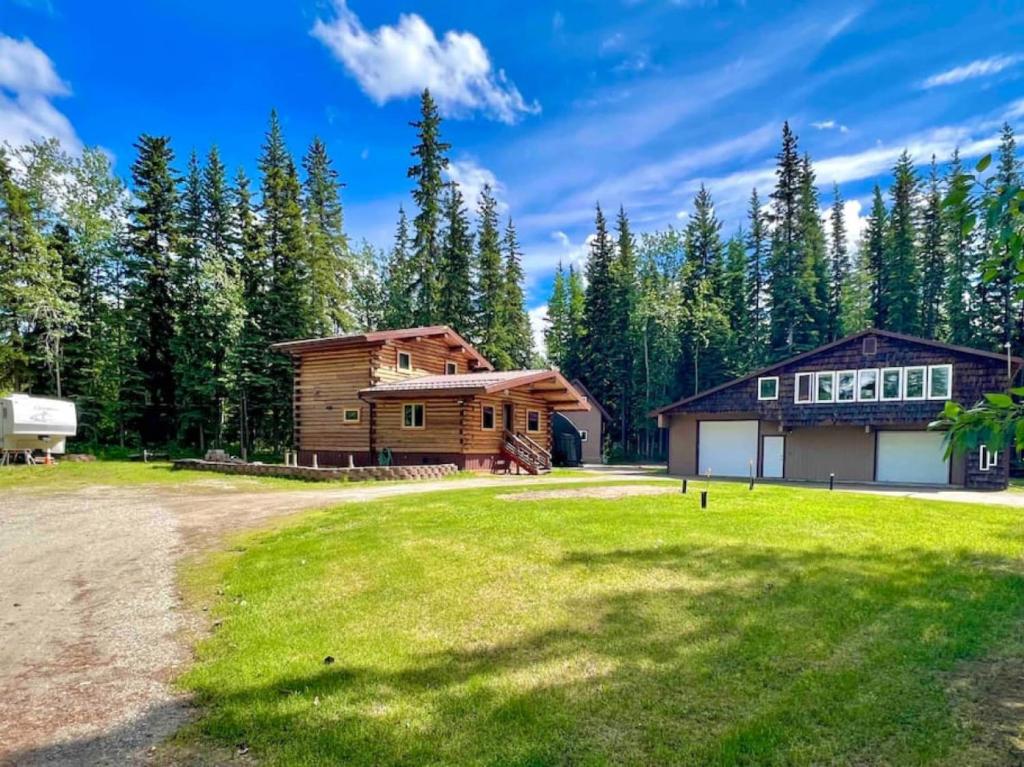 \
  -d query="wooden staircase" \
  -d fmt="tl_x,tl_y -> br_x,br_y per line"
501,430 -> 552,475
